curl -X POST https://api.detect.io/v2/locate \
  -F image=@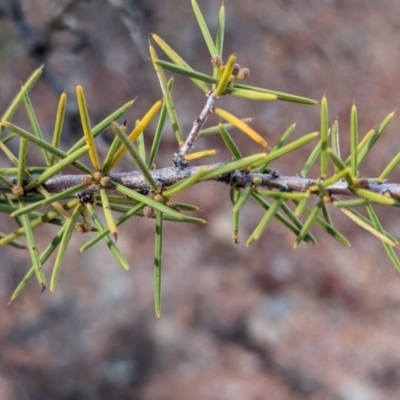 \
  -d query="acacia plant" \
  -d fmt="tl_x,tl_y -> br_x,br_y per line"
1,1 -> 400,317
